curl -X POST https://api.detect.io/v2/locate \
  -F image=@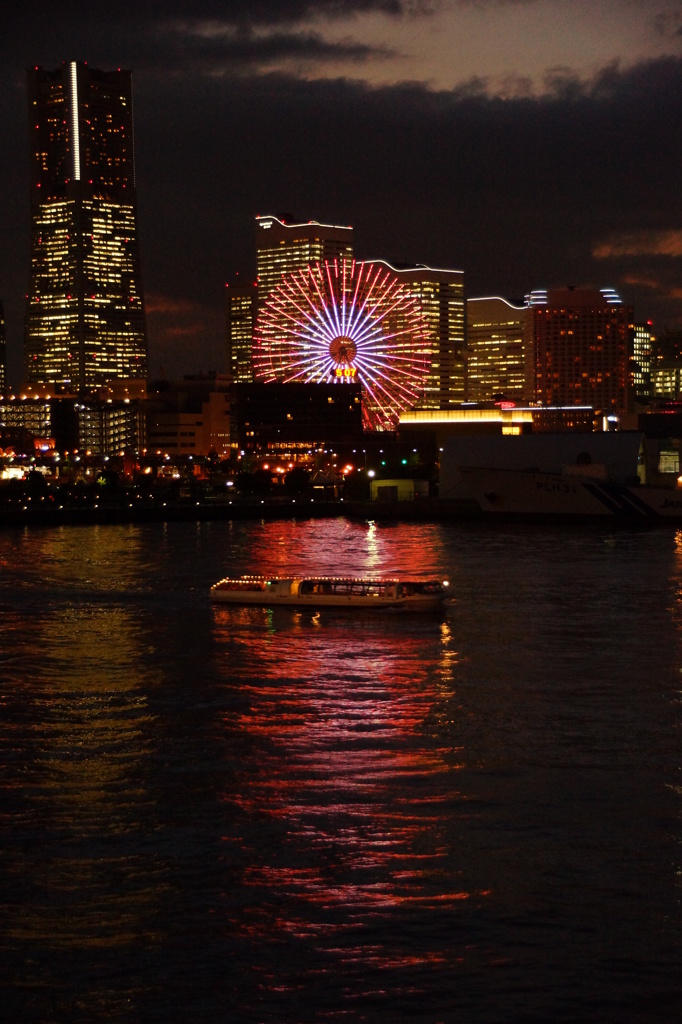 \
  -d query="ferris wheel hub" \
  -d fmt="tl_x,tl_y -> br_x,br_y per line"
329,335 -> 357,365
